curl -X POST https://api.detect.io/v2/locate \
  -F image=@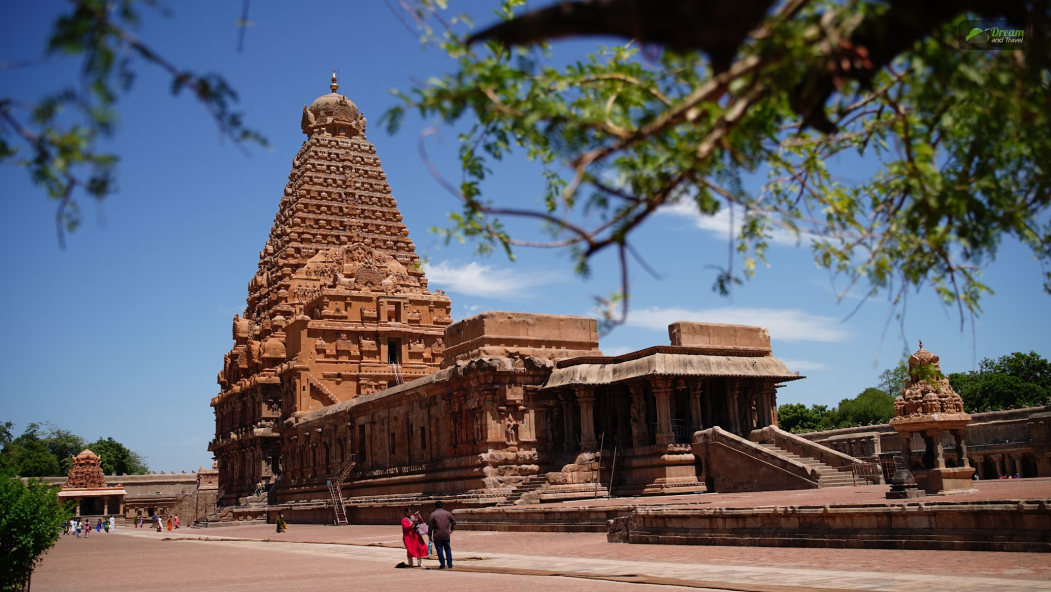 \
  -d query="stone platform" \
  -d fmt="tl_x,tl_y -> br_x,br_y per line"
452,478 -> 1051,551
